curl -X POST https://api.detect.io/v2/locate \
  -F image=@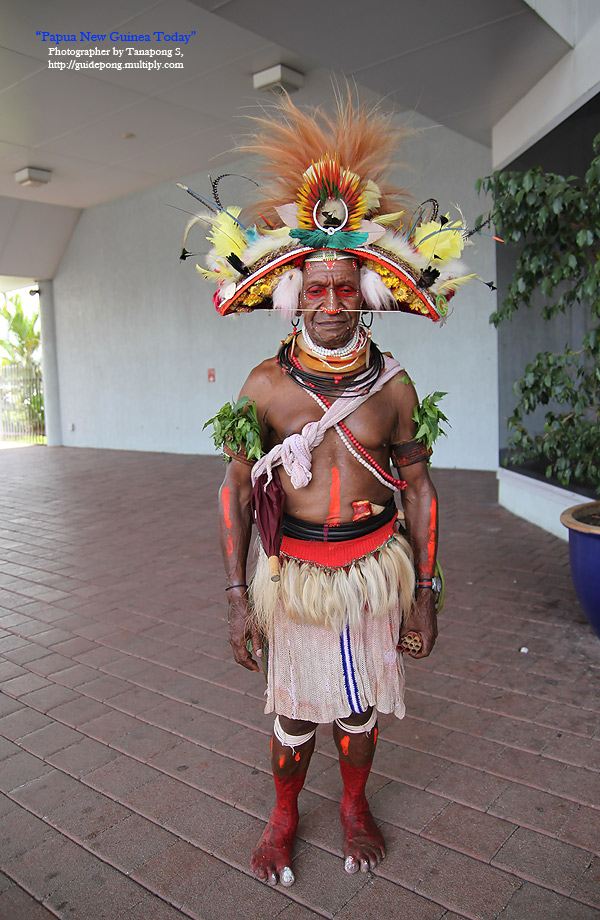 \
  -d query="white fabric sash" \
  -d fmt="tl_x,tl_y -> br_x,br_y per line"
251,356 -> 402,490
